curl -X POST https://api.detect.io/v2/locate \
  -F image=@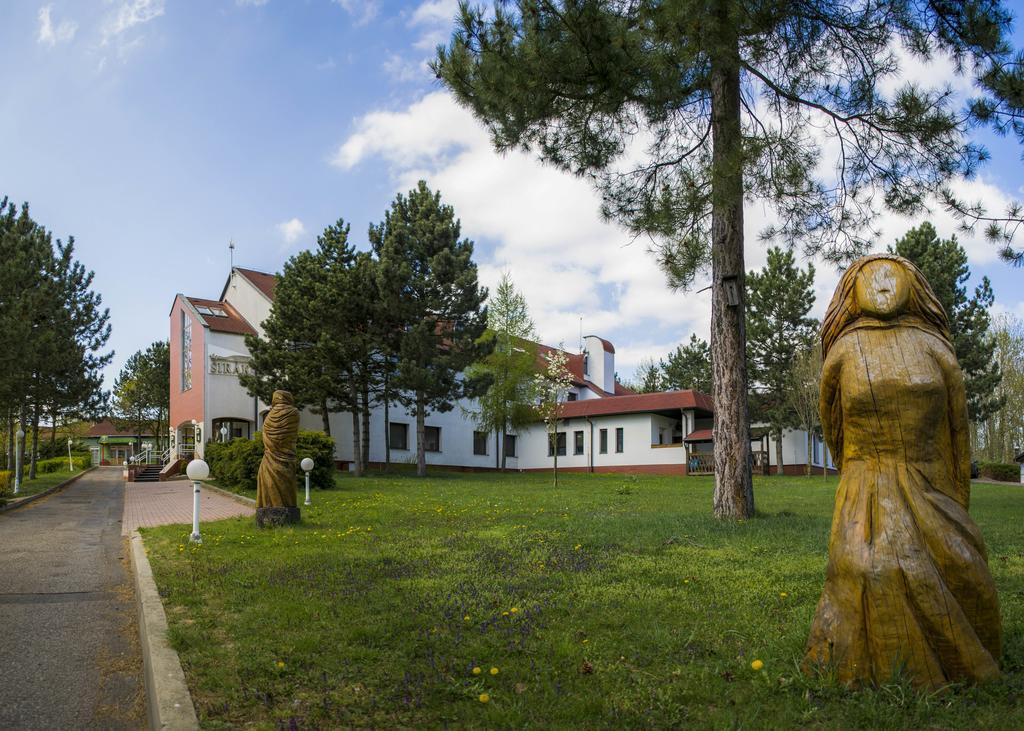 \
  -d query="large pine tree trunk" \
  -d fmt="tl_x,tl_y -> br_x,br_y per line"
775,431 -> 784,476
350,408 -> 363,477
320,398 -> 331,436
360,382 -> 370,469
416,392 -> 426,477
29,402 -> 40,480
709,36 -> 754,519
